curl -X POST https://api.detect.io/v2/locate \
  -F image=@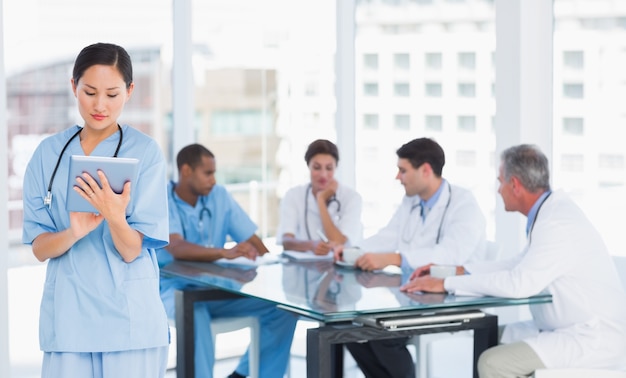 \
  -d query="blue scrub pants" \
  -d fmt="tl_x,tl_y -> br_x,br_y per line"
41,346 -> 169,378
193,298 -> 298,378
